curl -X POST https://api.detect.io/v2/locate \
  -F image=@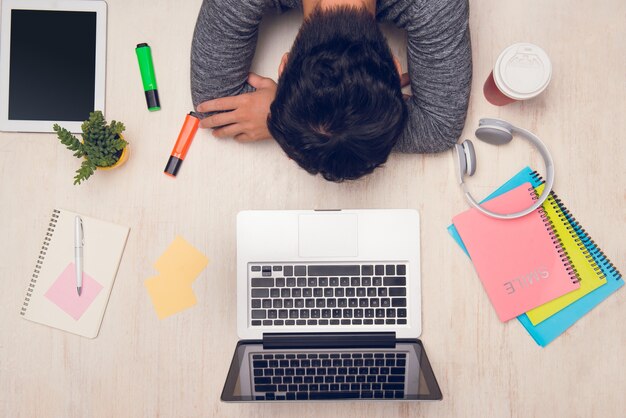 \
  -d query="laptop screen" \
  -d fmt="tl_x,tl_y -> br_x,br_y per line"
221,340 -> 442,401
